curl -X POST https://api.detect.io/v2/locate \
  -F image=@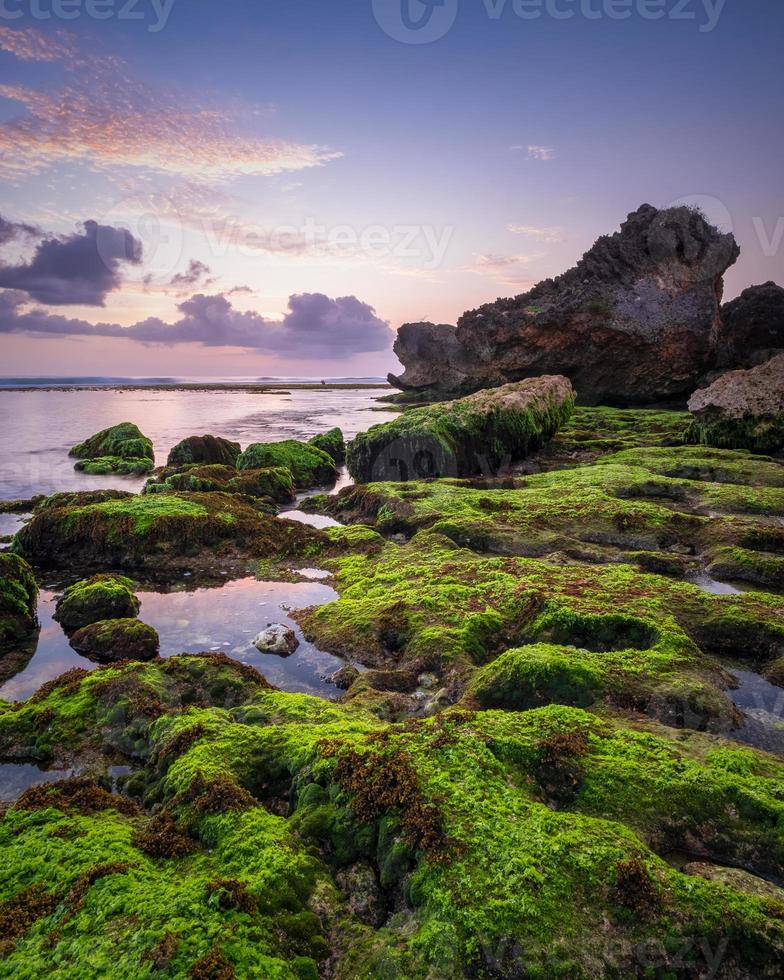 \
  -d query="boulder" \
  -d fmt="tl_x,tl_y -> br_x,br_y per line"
717,281 -> 784,368
347,375 -> 575,482
237,440 -> 337,489
308,428 -> 346,465
166,435 -> 241,468
54,574 -> 140,633
253,623 -> 299,656
389,204 -> 740,405
69,422 -> 154,474
145,464 -> 295,505
687,353 -> 784,453
0,553 -> 38,652
13,491 -> 321,570
70,618 -> 159,662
